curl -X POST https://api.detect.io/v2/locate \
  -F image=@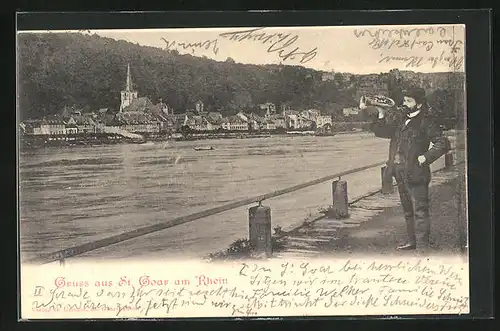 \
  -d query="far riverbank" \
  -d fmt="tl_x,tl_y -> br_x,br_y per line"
19,129 -> 368,149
